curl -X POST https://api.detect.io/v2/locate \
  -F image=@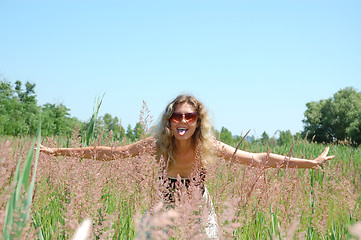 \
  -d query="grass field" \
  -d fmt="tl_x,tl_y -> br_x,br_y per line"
1,134 -> 360,239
